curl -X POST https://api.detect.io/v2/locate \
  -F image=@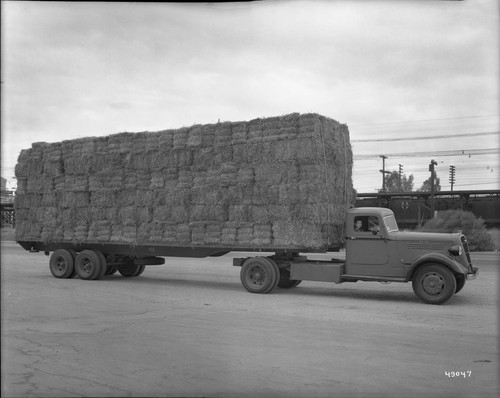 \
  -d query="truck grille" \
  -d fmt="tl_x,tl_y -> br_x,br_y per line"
461,235 -> 472,268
